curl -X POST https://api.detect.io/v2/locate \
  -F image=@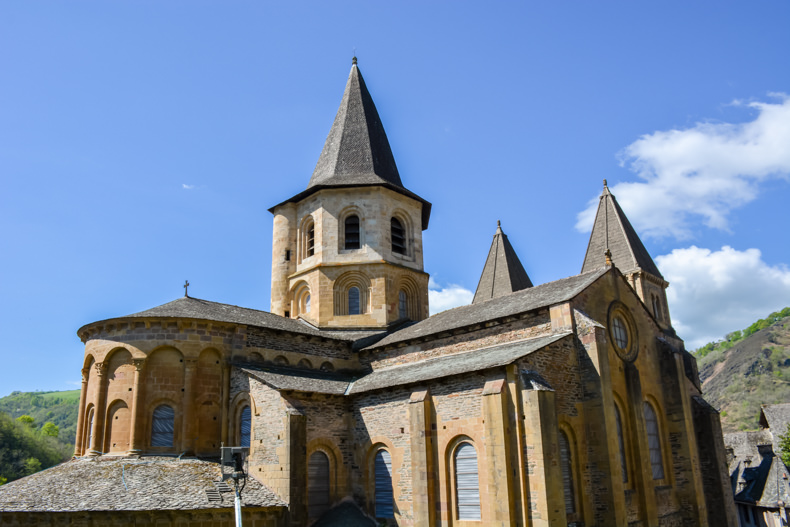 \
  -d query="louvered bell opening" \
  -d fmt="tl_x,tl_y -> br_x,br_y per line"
559,431 -> 575,515
345,216 -> 360,250
240,406 -> 251,448
391,218 -> 406,255
374,450 -> 394,518
644,402 -> 665,480
348,287 -> 361,315
307,226 -> 315,257
151,405 -> 175,447
454,443 -> 481,521
308,451 -> 330,518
